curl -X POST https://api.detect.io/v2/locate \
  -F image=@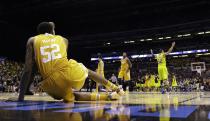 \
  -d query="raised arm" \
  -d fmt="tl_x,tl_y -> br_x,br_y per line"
18,38 -> 35,101
150,49 -> 155,57
166,42 -> 176,55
